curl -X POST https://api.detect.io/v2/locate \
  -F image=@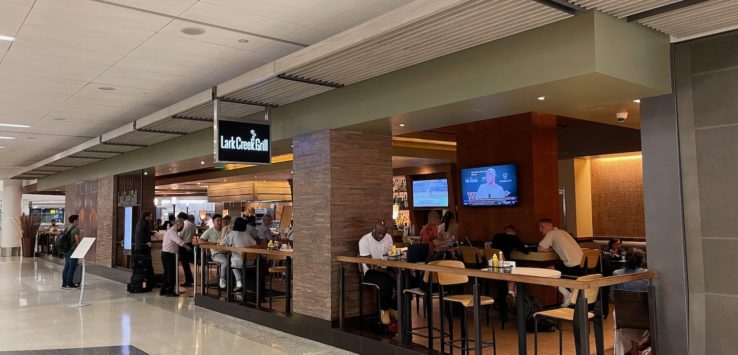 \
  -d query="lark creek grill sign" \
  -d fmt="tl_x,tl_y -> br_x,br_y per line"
215,120 -> 271,164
